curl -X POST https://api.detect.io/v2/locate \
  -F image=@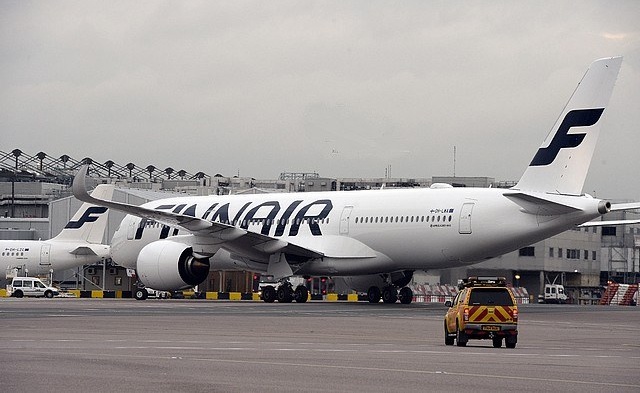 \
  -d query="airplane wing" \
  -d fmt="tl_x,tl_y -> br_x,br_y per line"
72,165 -> 325,259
